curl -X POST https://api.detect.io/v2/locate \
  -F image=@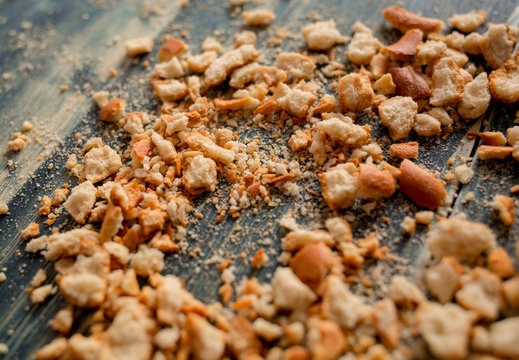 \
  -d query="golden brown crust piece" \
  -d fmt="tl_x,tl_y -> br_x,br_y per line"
158,36 -> 186,62
381,29 -> 423,61
382,6 -> 444,34
388,66 -> 431,99
99,99 -> 125,122
358,164 -> 396,199
477,145 -> 514,160
399,159 -> 446,210
489,53 -> 519,103
389,142 -> 418,159
289,243 -> 331,289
